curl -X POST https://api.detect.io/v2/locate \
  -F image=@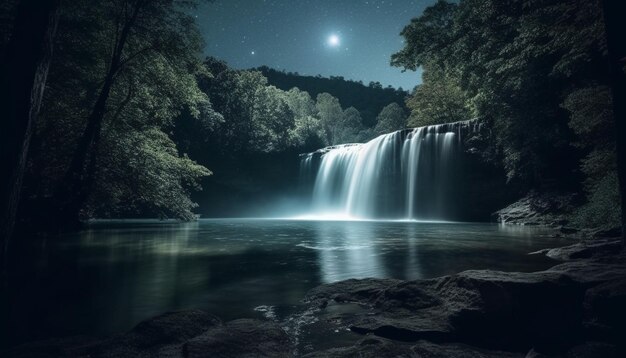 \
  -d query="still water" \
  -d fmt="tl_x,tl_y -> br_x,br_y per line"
1,219 -> 566,348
